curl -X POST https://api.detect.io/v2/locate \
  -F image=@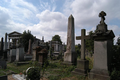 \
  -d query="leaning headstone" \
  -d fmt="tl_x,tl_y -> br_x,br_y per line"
72,29 -> 89,76
89,11 -> 115,80
63,15 -> 77,65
